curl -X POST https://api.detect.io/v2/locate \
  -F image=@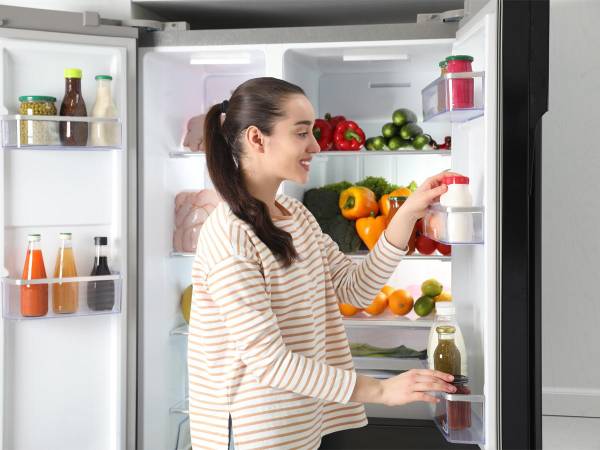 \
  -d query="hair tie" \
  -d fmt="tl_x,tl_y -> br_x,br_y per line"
220,100 -> 229,114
